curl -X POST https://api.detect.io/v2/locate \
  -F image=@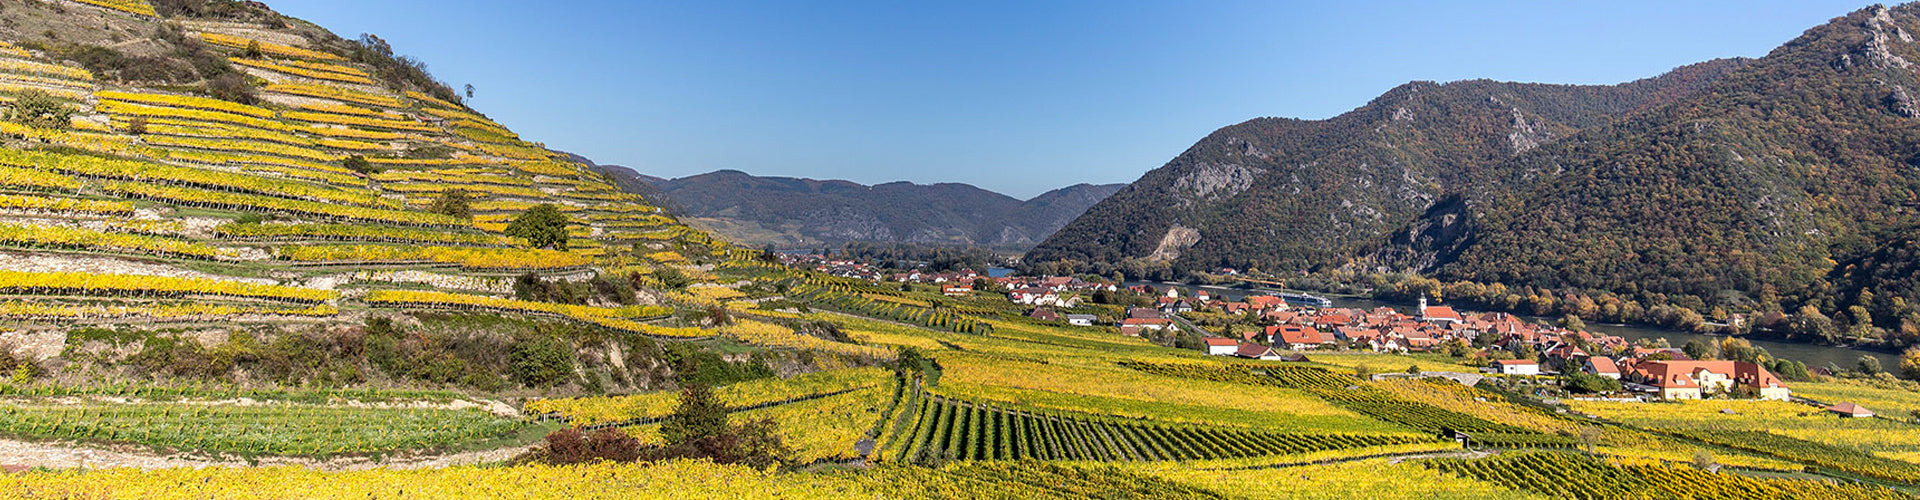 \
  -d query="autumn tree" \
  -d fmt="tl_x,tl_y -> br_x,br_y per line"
1902,347 -> 1920,380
